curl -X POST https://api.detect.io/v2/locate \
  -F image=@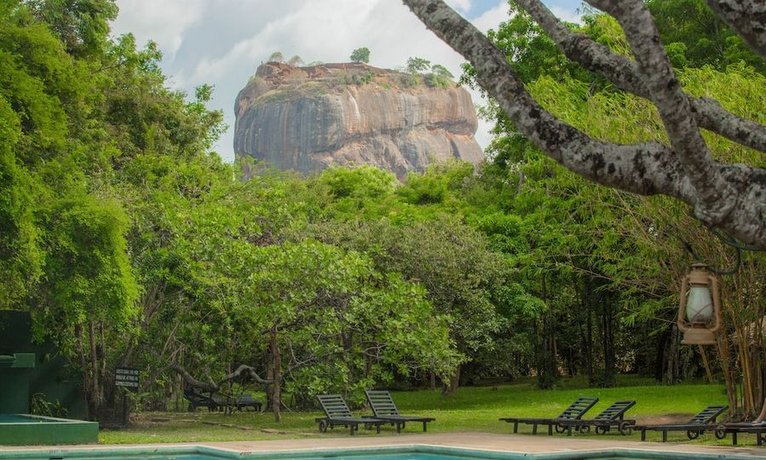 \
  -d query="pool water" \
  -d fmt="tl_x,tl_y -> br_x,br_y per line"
0,452 -> 636,460
0,446 -> 755,460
